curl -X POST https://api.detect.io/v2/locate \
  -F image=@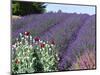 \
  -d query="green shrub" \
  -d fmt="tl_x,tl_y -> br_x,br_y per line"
12,1 -> 46,16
